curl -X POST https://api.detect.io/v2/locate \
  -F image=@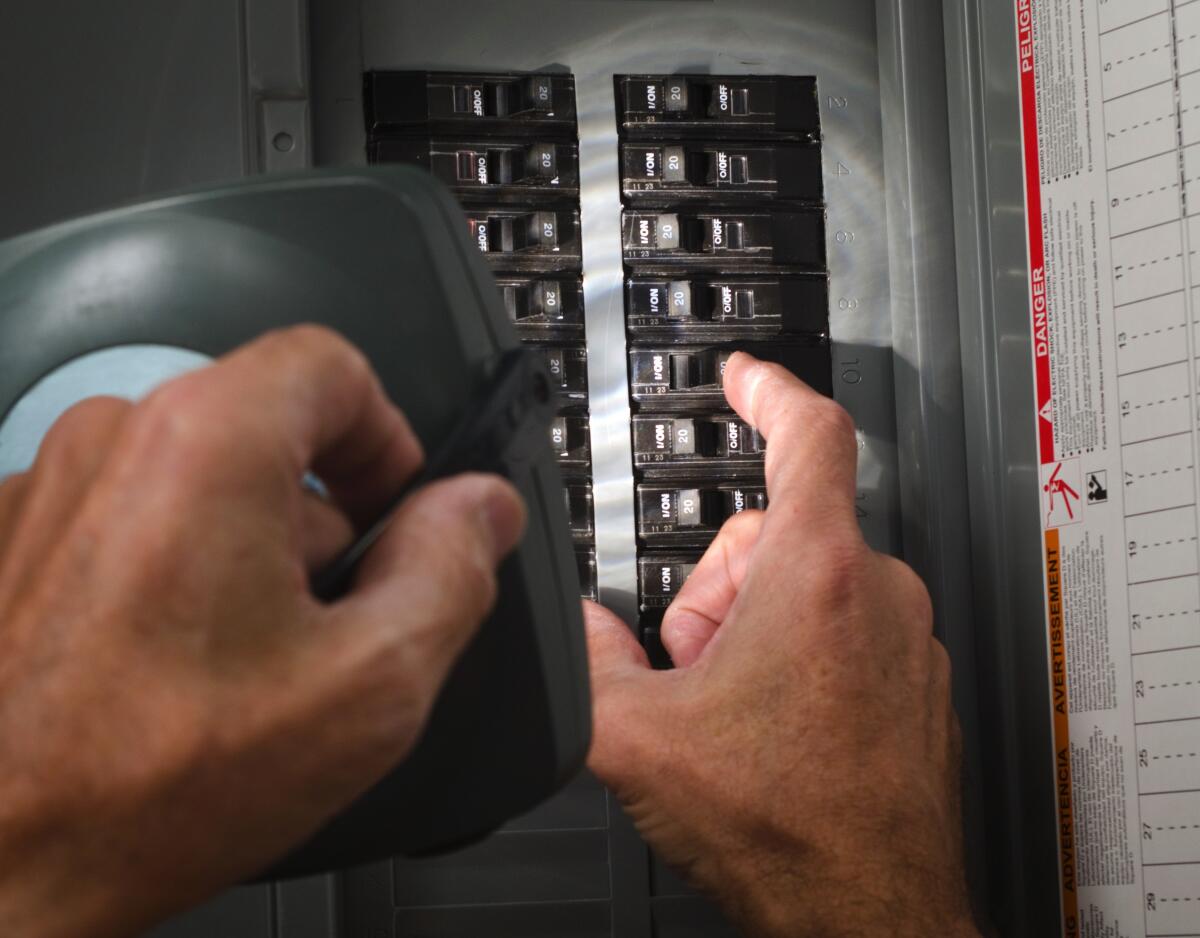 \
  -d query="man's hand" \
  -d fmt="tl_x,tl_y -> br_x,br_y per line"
0,326 -> 525,938
586,353 -> 977,937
